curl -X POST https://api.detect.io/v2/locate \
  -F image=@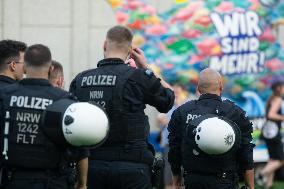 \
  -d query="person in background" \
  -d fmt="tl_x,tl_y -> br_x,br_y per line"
257,81 -> 284,189
0,40 -> 27,86
49,60 -> 64,89
157,84 -> 189,189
